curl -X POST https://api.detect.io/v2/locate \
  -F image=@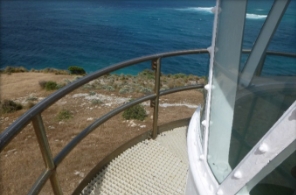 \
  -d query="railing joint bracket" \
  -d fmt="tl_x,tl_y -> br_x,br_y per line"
150,100 -> 155,107
151,59 -> 158,70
